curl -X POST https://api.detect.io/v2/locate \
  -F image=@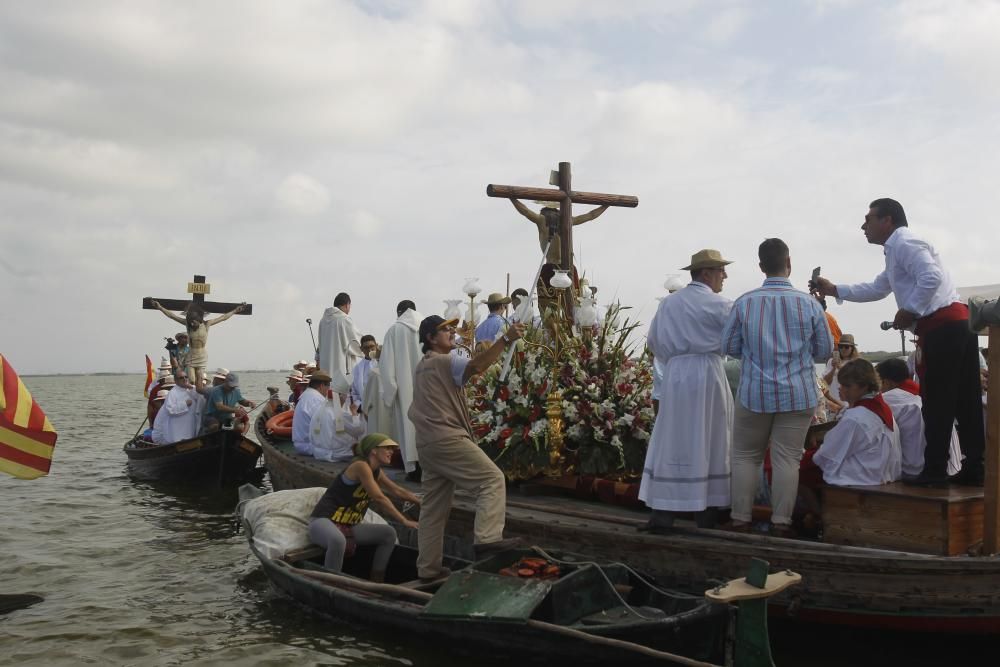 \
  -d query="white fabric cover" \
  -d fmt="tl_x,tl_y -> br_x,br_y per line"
639,282 -> 734,512
362,364 -> 396,439
243,487 -> 392,559
813,405 -> 903,486
379,309 -> 423,472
